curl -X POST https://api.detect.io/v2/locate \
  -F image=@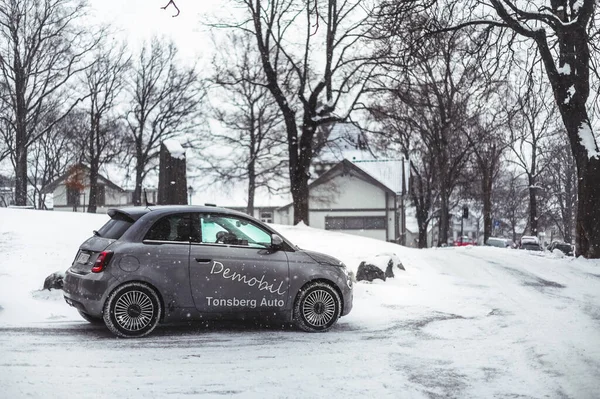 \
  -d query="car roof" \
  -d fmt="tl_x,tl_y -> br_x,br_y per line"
521,235 -> 539,242
108,205 -> 252,222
